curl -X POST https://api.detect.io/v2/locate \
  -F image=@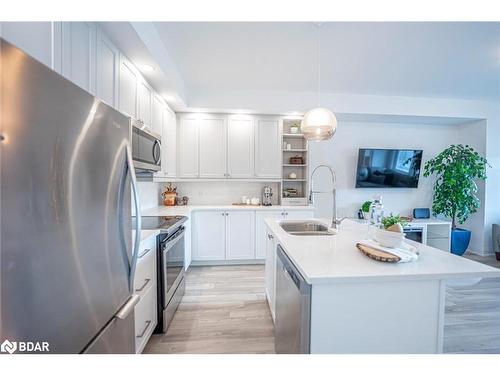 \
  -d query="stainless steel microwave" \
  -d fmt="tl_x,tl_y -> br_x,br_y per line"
131,120 -> 161,172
